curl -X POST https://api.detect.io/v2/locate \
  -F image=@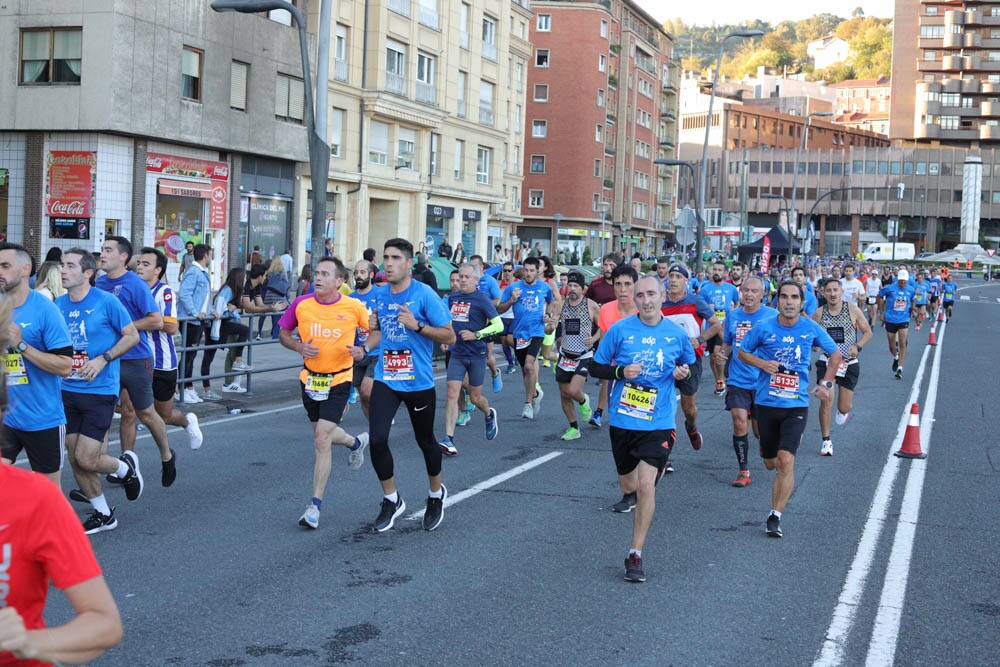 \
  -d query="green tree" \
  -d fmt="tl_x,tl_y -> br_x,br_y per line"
795,13 -> 843,42
850,22 -> 893,78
